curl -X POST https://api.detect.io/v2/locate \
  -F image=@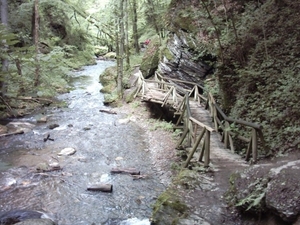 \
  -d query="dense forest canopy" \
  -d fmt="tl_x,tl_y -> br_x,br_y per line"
0,0 -> 170,114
